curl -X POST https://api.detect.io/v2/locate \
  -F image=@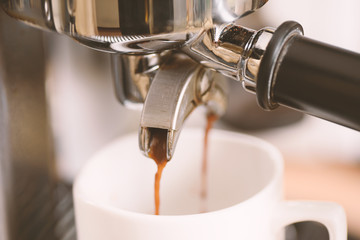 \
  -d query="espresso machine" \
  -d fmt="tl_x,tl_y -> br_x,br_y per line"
0,0 -> 360,240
